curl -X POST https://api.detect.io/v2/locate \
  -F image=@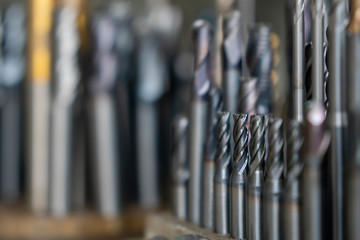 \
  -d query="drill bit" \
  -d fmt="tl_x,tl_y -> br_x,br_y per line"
283,120 -> 304,240
247,114 -> 266,240
188,20 -> 212,224
292,0 -> 305,122
345,1 -> 360,238
302,103 -> 330,240
222,10 -> 242,113
89,13 -> 120,217
237,77 -> 259,117
0,3 -> 25,203
230,113 -> 248,240
214,112 -> 231,234
201,88 -> 223,229
311,0 -> 325,105
49,5 -> 80,217
264,117 -> 284,240
171,114 -> 189,220
246,24 -> 273,114
327,0 -> 348,238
